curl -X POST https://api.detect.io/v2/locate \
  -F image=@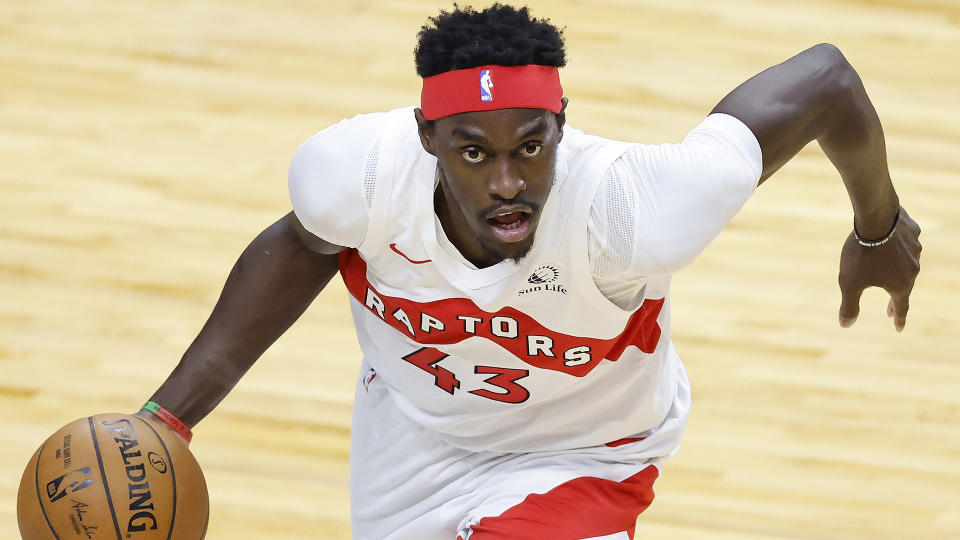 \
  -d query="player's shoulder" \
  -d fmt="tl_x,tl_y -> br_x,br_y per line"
292,106 -> 414,168
557,124 -> 637,186
573,113 -> 762,193
288,107 -> 414,248
558,124 -> 626,156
